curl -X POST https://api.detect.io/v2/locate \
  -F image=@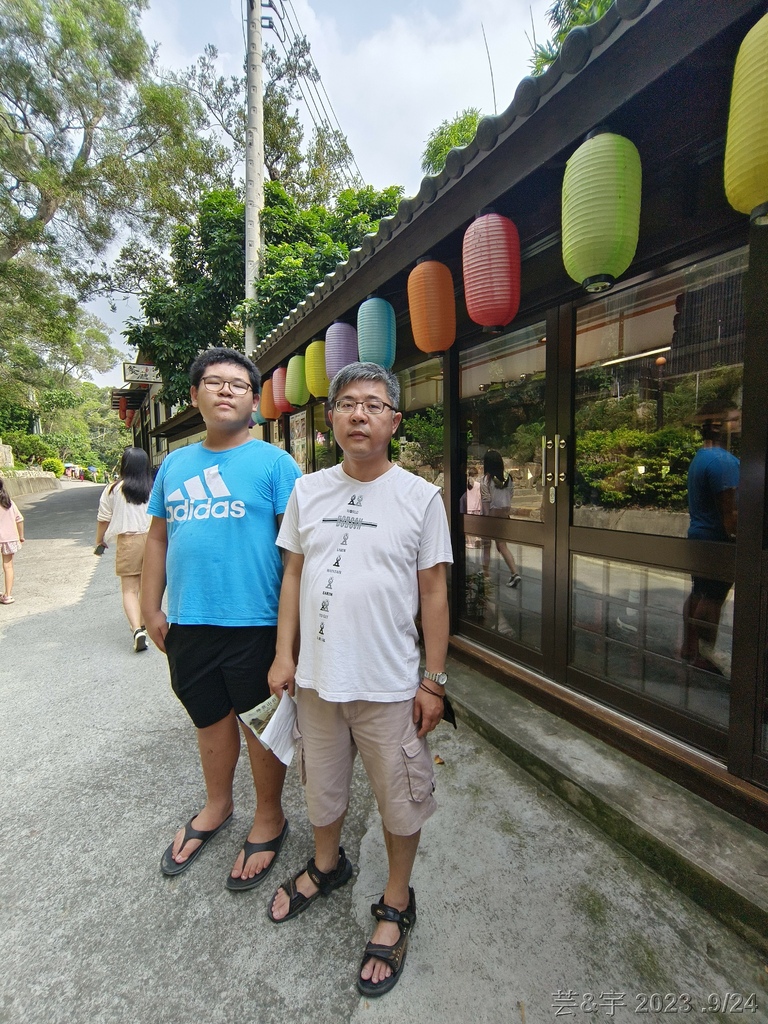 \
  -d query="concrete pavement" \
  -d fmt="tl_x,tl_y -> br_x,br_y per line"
1,482 -> 766,1024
